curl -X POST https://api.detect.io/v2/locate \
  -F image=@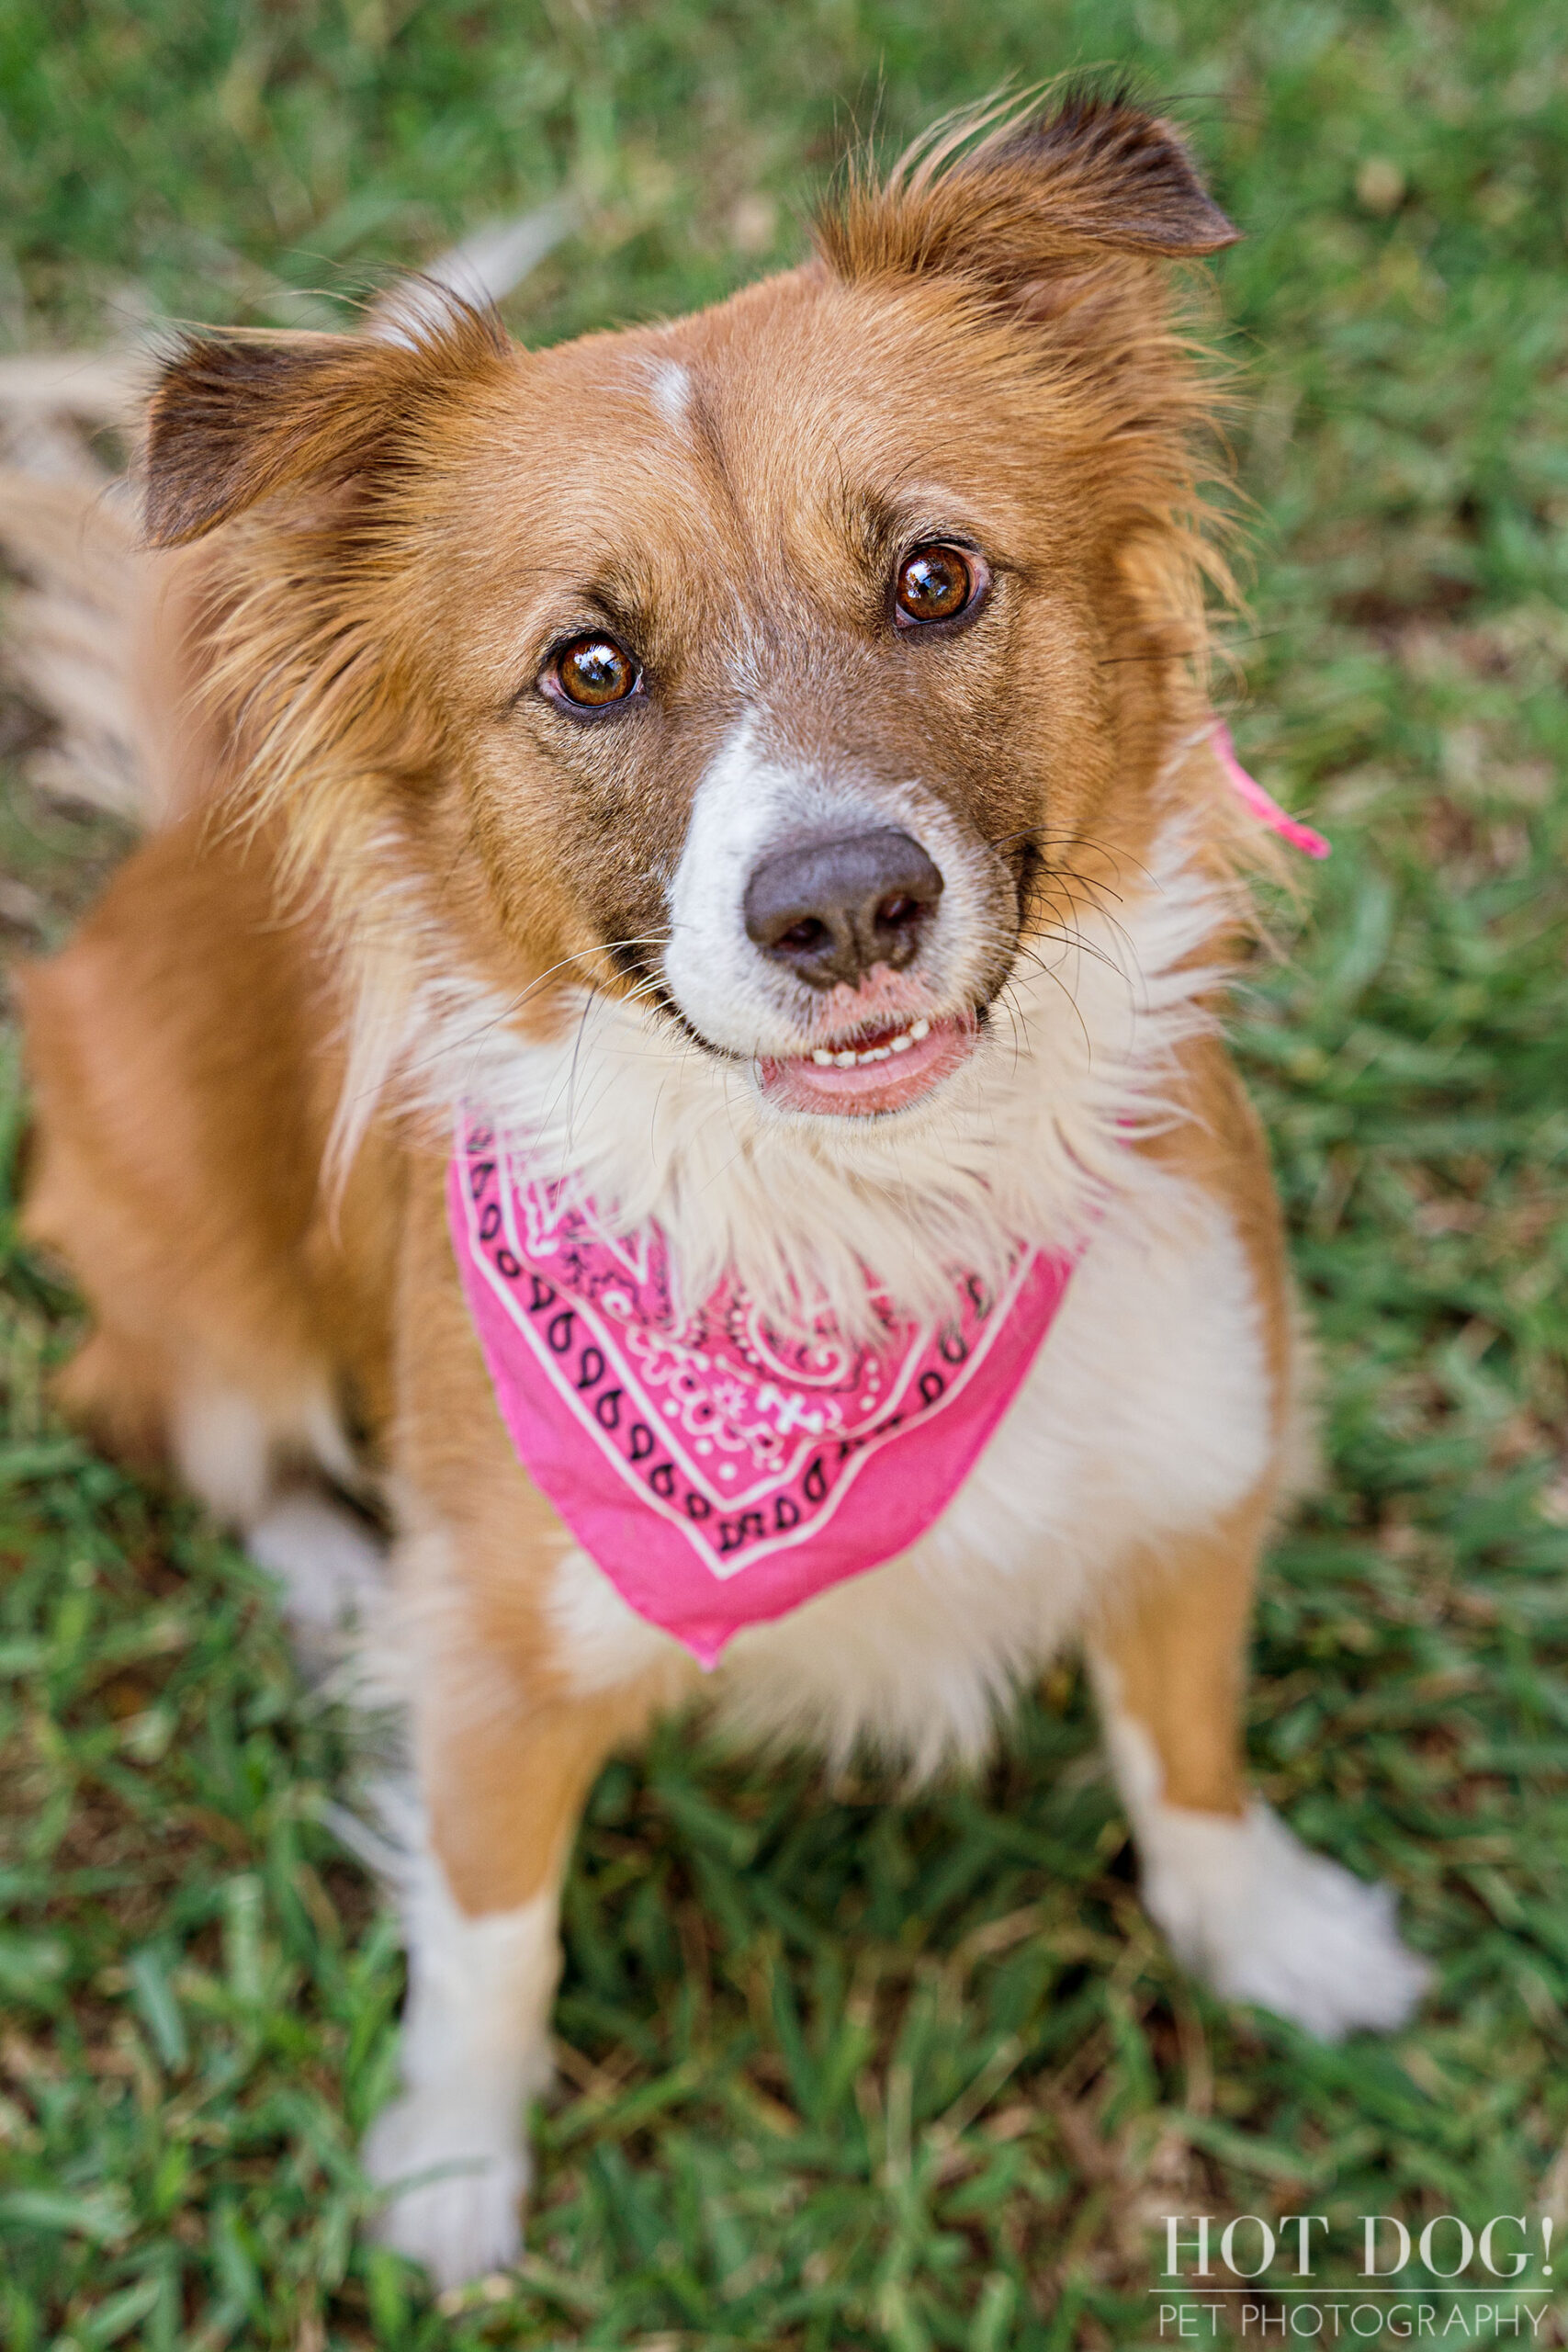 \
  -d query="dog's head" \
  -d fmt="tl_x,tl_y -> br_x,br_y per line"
144,94 -> 1239,1176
